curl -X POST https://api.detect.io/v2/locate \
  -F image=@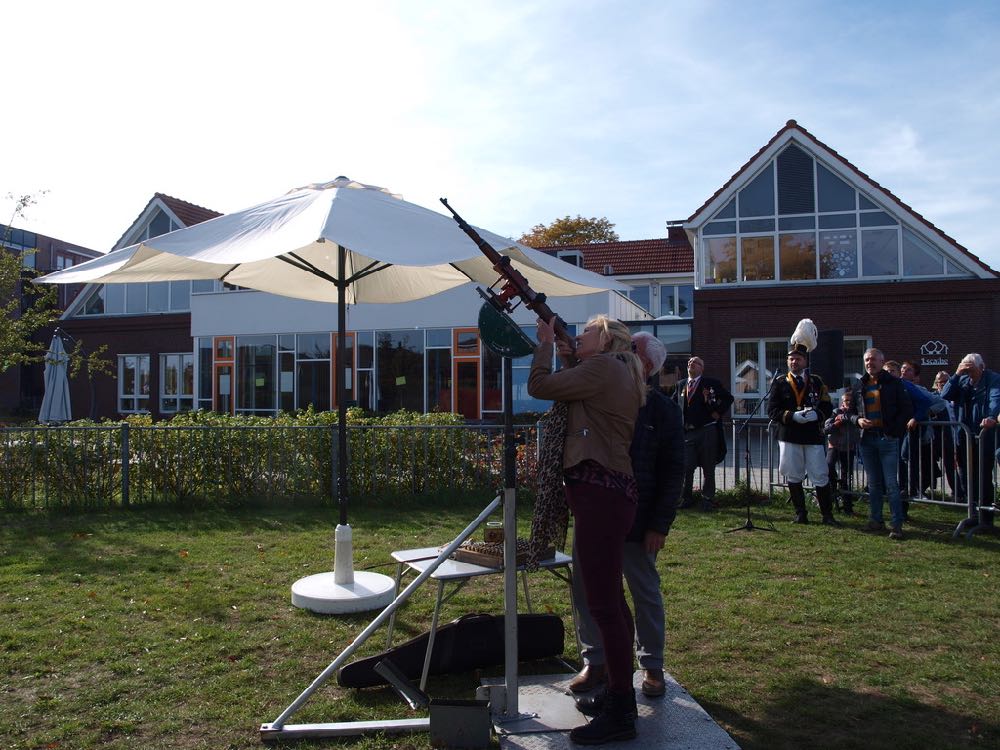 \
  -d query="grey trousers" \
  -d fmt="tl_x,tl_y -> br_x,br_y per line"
572,536 -> 665,670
